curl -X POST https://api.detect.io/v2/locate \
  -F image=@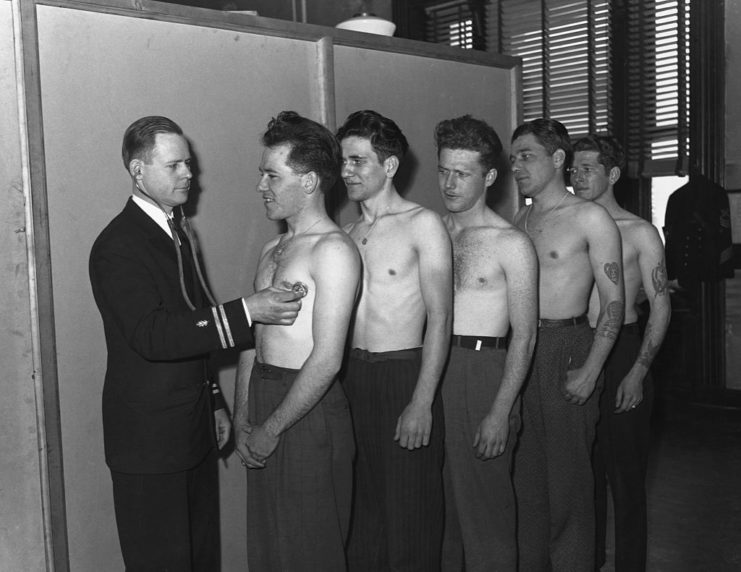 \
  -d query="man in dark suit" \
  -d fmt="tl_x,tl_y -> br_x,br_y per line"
89,115 -> 303,571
